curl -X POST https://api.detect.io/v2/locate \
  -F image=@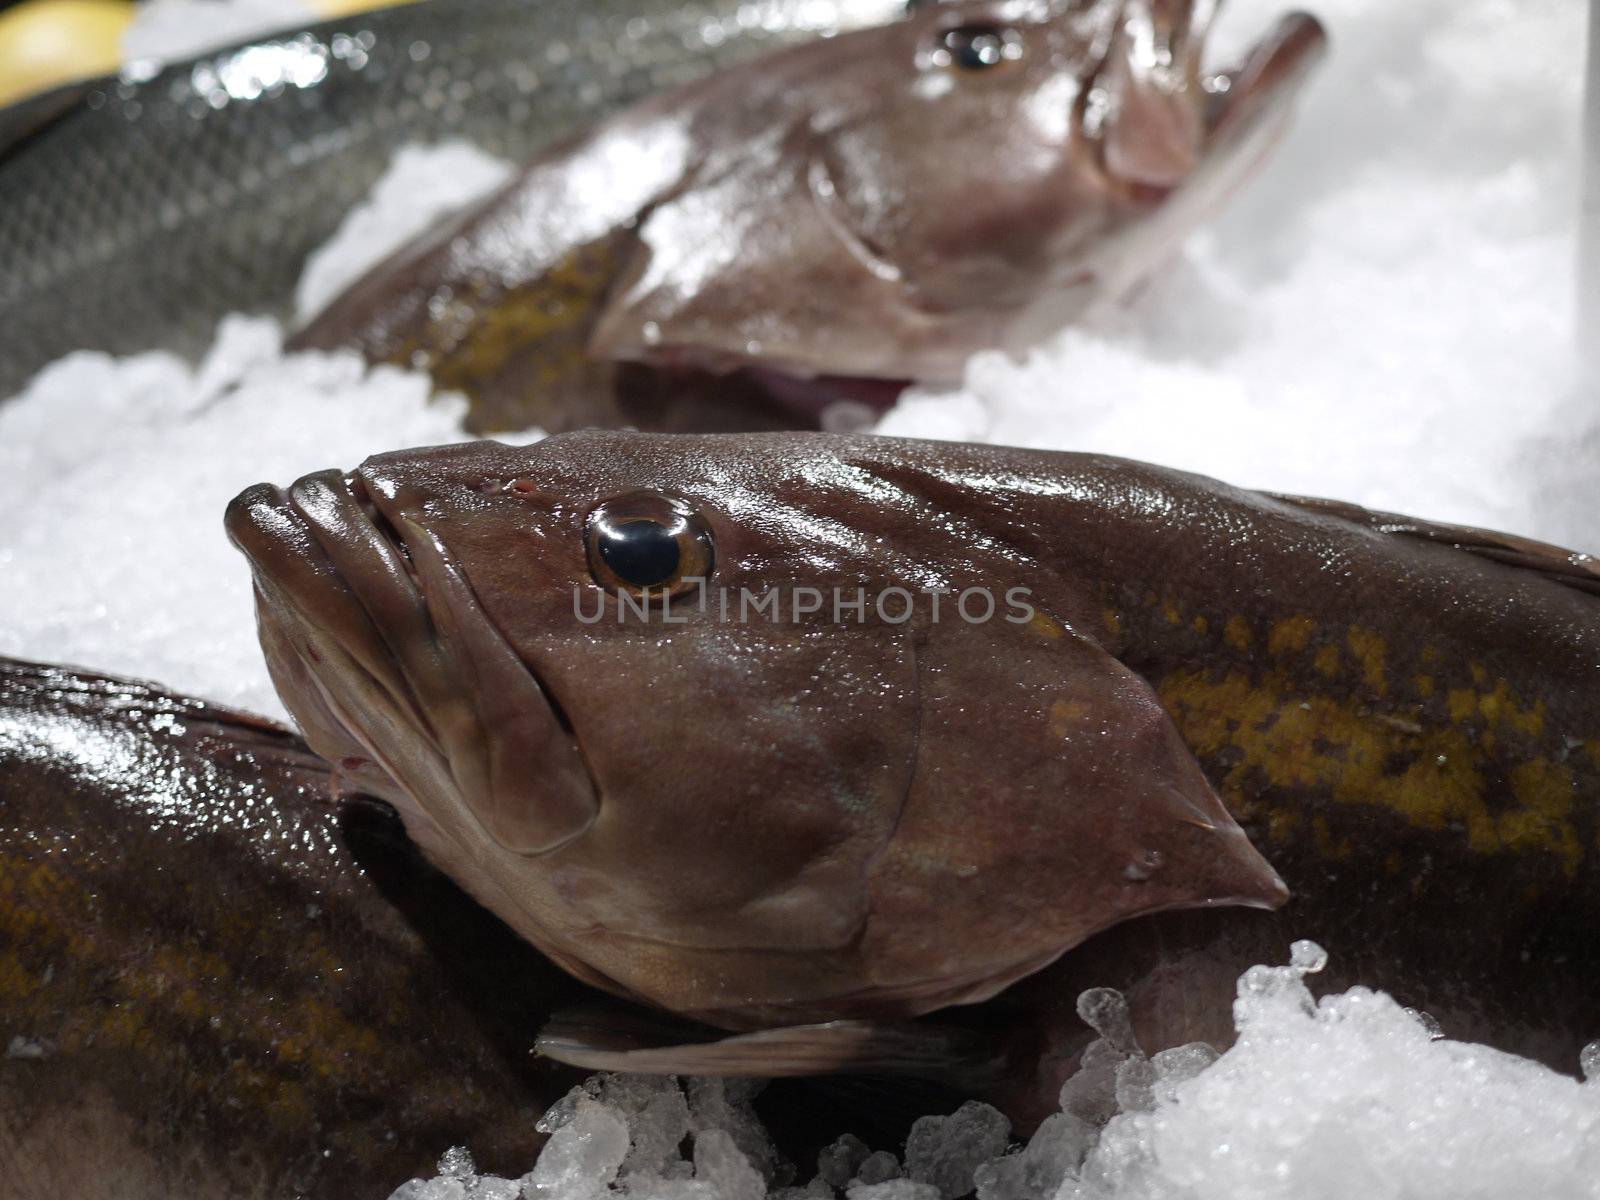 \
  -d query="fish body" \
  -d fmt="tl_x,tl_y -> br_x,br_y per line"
290,0 -> 1327,433
226,431 -> 1600,1114
0,657 -> 597,1199
0,0 -> 905,398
